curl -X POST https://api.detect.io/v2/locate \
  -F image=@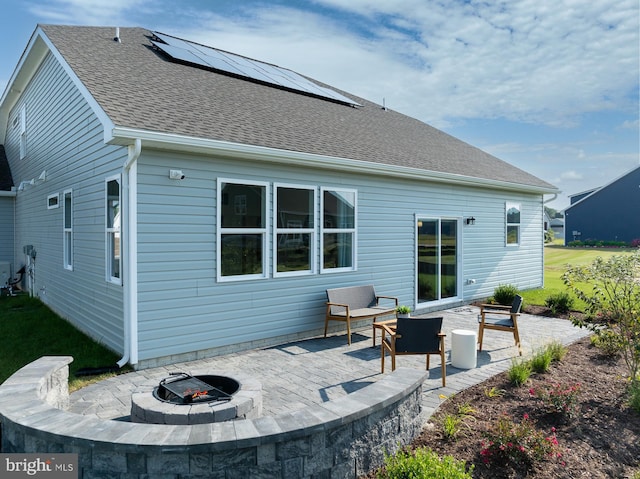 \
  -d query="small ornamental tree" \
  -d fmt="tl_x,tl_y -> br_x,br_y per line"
562,251 -> 640,386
